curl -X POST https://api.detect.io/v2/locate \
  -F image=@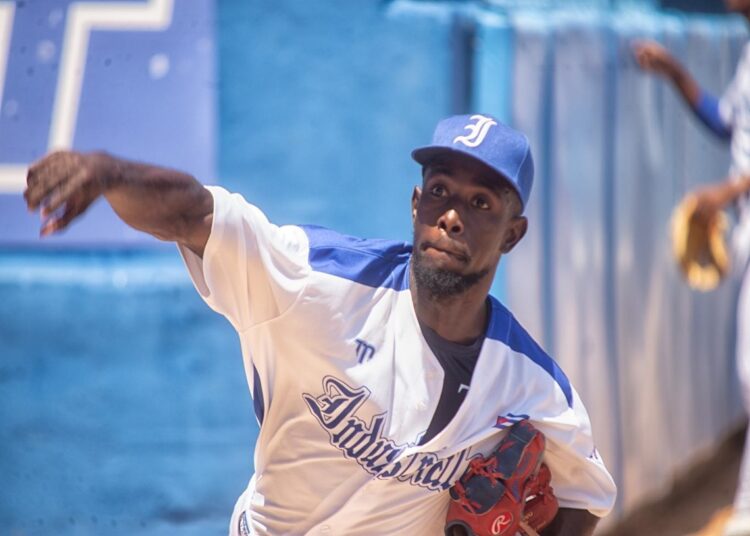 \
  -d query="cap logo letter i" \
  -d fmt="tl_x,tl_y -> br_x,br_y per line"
453,114 -> 498,148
